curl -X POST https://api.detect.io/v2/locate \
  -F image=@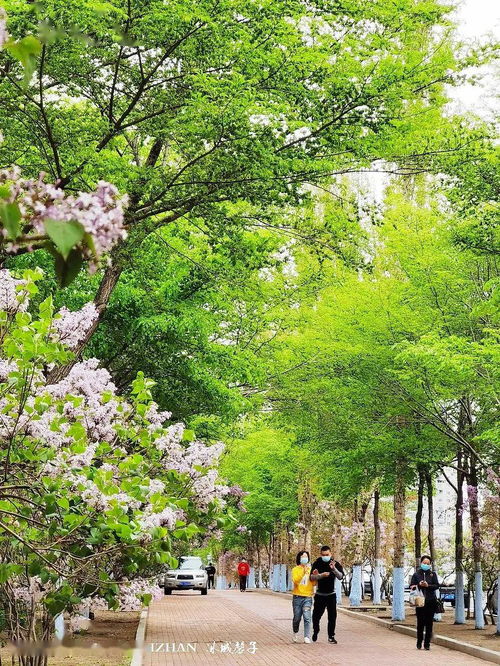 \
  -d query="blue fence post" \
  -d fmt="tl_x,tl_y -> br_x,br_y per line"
474,571 -> 485,629
279,564 -> 287,592
349,565 -> 362,607
335,576 -> 343,605
248,567 -> 255,589
216,575 -> 227,590
272,564 -> 279,591
496,573 -> 500,636
392,567 -> 405,621
454,569 -> 466,624
373,561 -> 382,605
